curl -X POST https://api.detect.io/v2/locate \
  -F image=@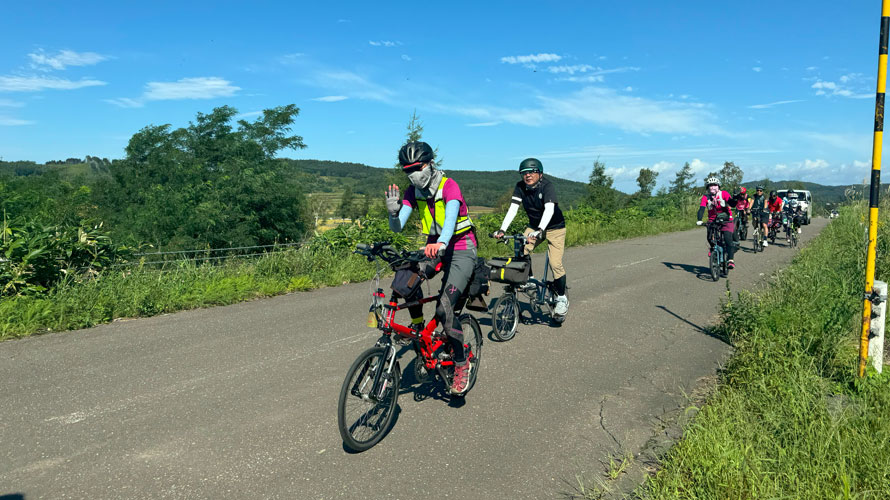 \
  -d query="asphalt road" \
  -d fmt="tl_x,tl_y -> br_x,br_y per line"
0,219 -> 828,499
